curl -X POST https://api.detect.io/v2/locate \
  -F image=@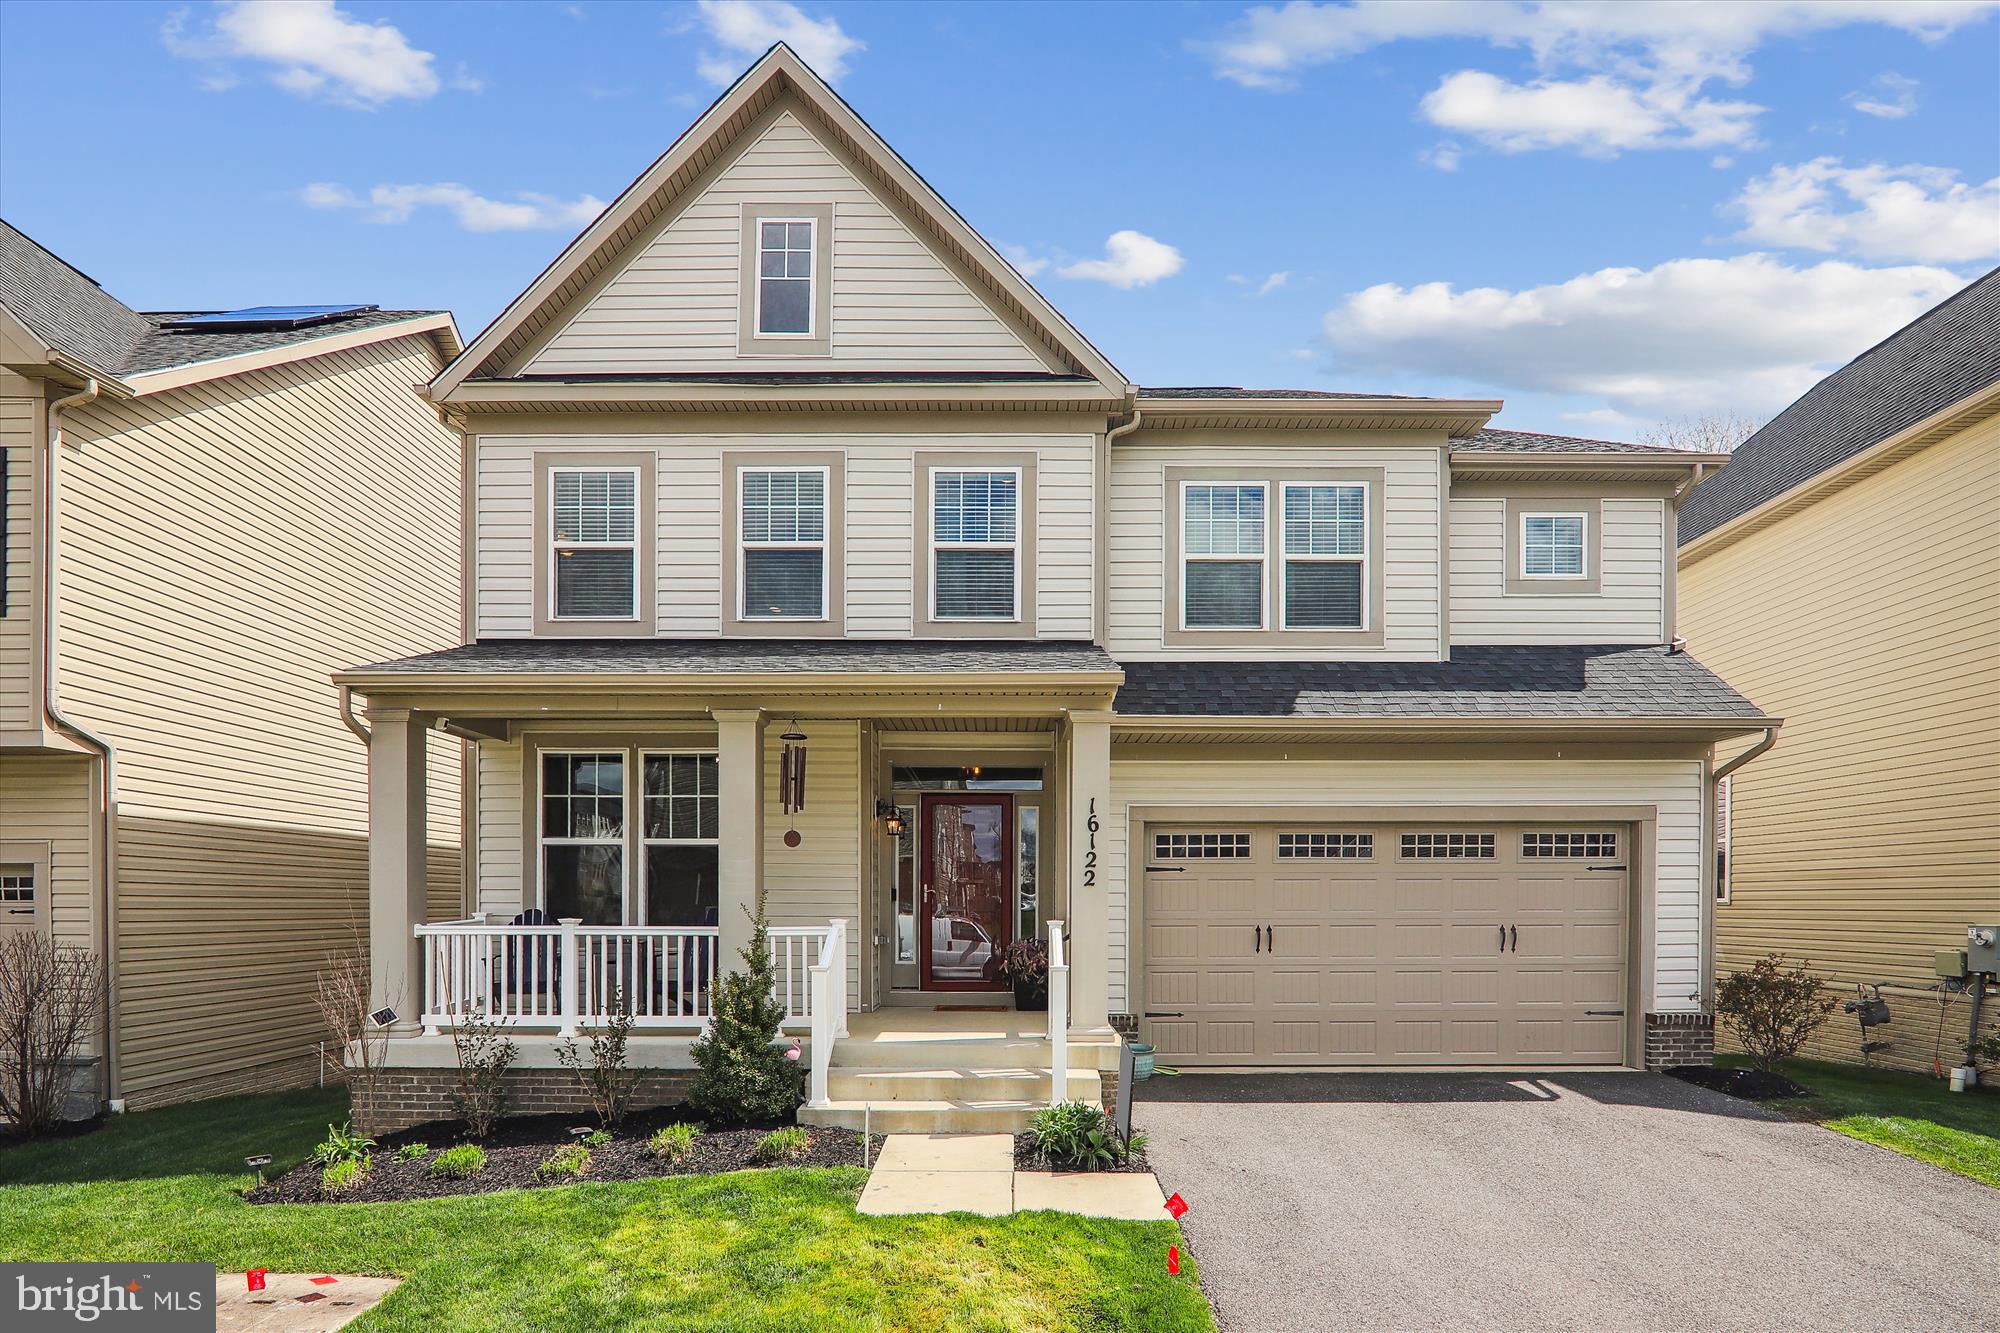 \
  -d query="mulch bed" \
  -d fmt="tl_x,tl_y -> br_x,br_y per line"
1,1114 -> 105,1148
1664,1065 -> 1810,1101
1012,1132 -> 1152,1174
246,1104 -> 880,1204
